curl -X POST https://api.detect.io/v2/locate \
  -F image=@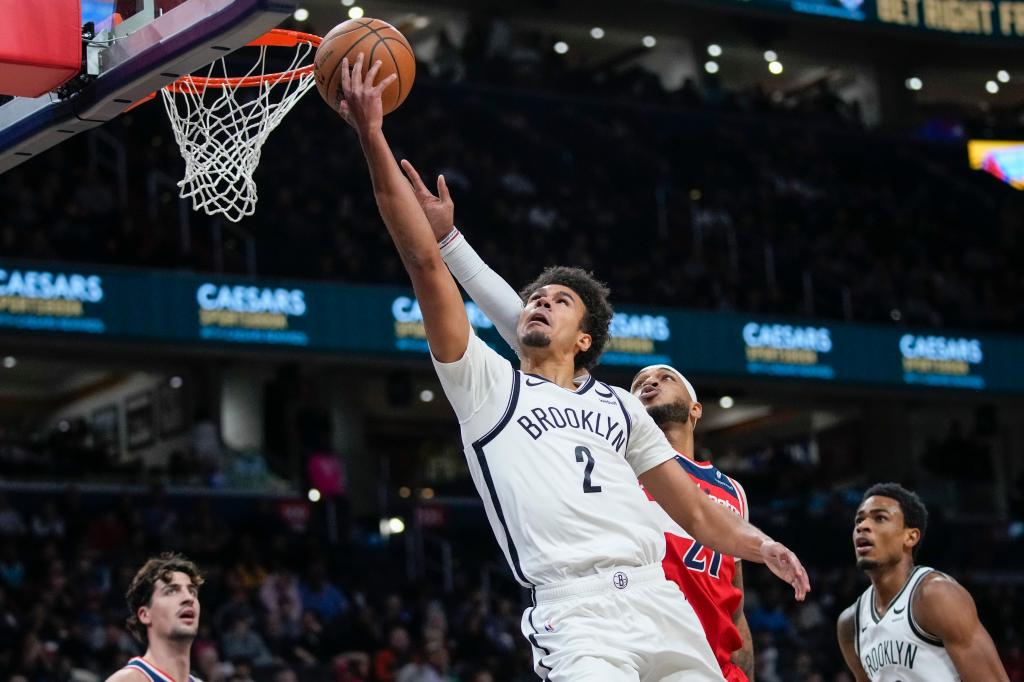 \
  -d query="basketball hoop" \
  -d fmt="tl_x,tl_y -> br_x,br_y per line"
160,29 -> 322,223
